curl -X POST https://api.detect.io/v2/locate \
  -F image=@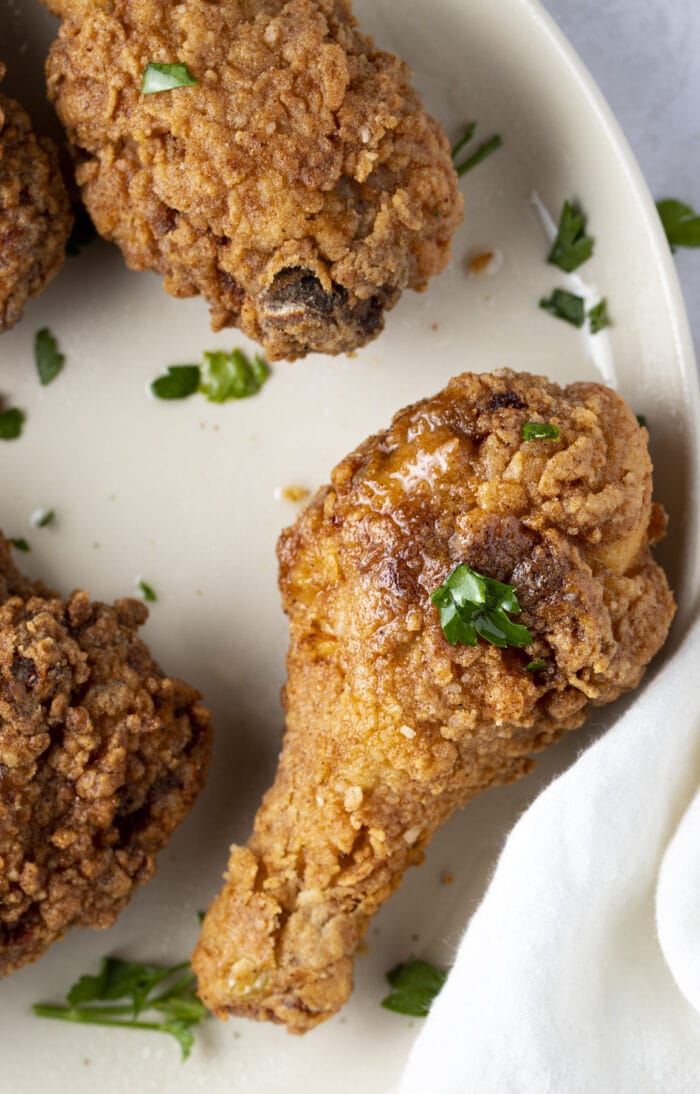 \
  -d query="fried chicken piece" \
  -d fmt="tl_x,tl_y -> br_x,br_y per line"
193,369 -> 675,1033
0,64 -> 72,333
43,0 -> 462,360
0,534 -> 211,976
